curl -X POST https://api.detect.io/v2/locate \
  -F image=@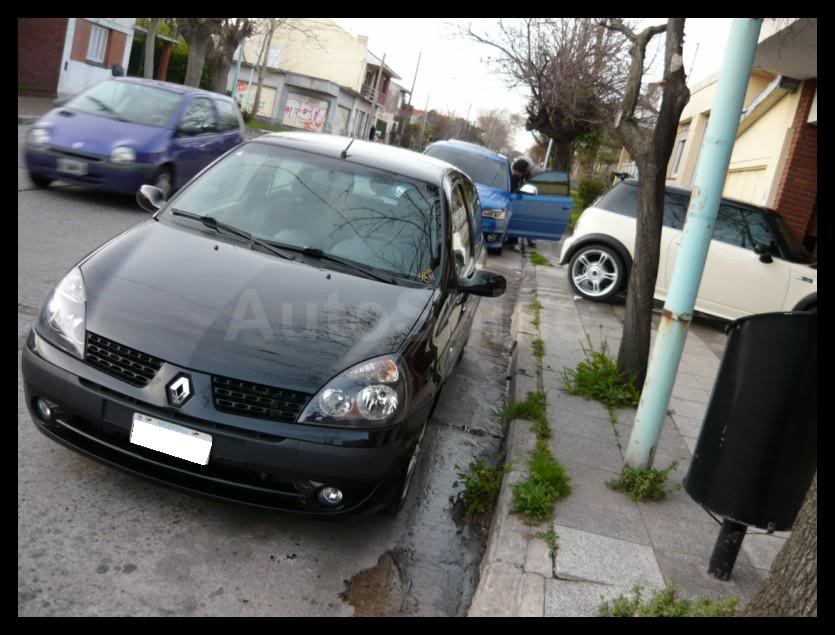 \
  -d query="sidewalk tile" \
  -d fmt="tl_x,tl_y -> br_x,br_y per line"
542,389 -> 612,422
674,371 -> 707,389
550,409 -> 618,445
552,524 -> 665,589
551,462 -> 652,545
671,383 -> 712,404
544,579 -> 631,617
654,549 -> 761,604
669,397 -> 708,421
550,431 -> 625,474
741,532 -> 787,571
671,414 -> 704,439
